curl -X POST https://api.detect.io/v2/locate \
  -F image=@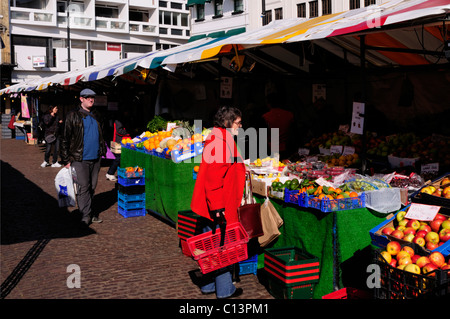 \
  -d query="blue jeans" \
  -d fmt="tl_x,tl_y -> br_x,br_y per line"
200,223 -> 237,298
